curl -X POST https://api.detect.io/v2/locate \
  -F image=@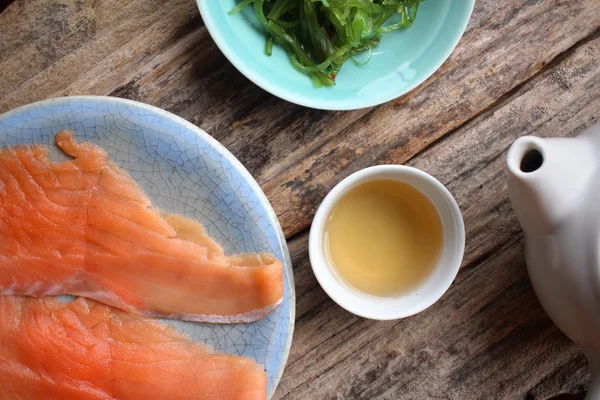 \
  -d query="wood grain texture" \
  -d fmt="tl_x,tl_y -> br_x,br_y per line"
1,1 -> 599,239
276,34 -> 600,400
1,0 -> 600,398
